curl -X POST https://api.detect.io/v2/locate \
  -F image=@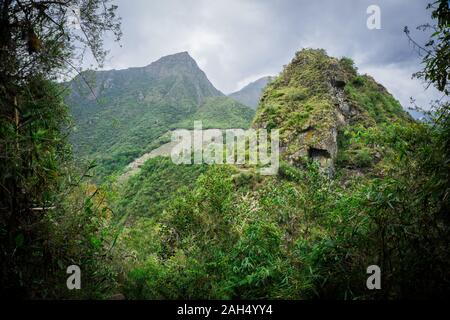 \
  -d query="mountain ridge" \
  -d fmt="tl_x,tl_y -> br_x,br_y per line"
253,48 -> 413,175
228,76 -> 274,108
66,51 -> 254,180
